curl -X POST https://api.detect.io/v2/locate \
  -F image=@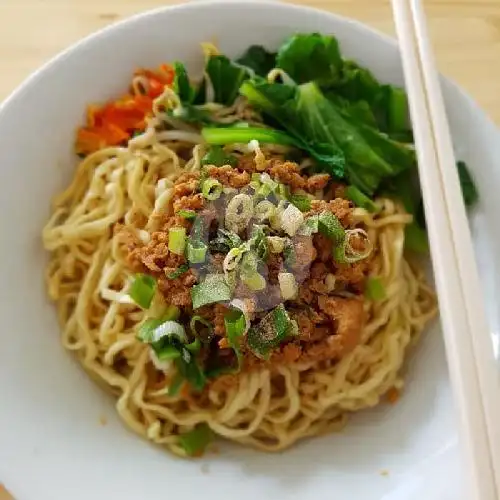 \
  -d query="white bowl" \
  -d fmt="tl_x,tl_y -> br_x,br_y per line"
1,2 -> 500,499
